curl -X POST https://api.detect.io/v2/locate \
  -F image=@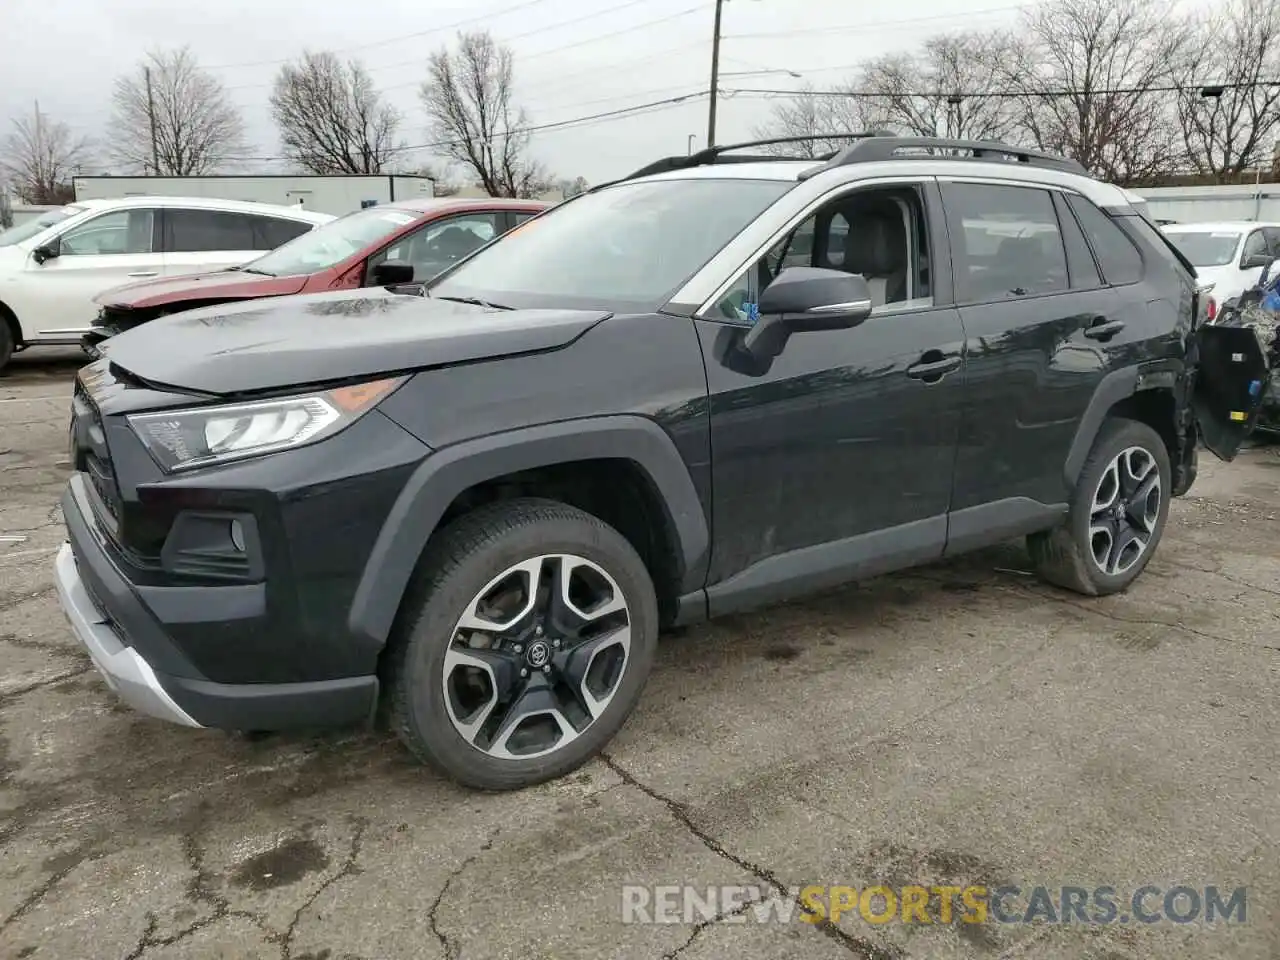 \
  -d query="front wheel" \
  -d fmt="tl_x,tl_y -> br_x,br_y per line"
1028,418 -> 1171,596
0,318 -> 13,373
387,498 -> 659,790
